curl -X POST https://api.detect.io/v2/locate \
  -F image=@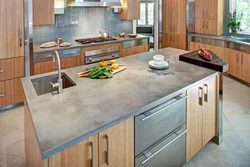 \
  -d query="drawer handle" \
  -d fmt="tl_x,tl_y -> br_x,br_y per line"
19,28 -> 22,47
198,87 -> 203,106
40,55 -> 53,59
0,93 -> 5,97
0,69 -> 5,73
242,54 -> 244,65
204,84 -> 208,102
90,142 -> 94,167
140,96 -> 187,122
141,130 -> 187,165
105,135 -> 110,165
64,52 -> 77,55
